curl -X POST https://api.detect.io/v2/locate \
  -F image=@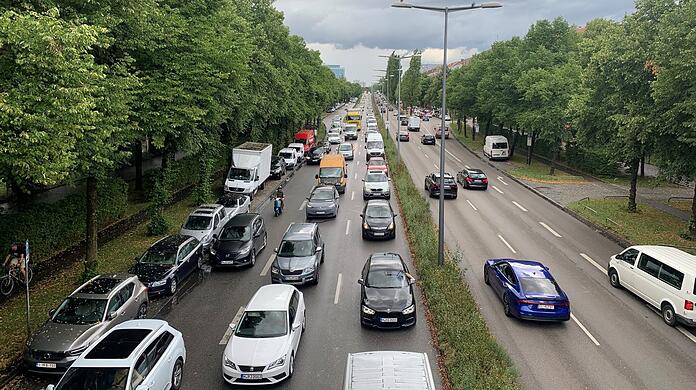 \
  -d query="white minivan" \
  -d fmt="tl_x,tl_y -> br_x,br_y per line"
608,245 -> 696,327
407,116 -> 421,131
483,135 -> 509,160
